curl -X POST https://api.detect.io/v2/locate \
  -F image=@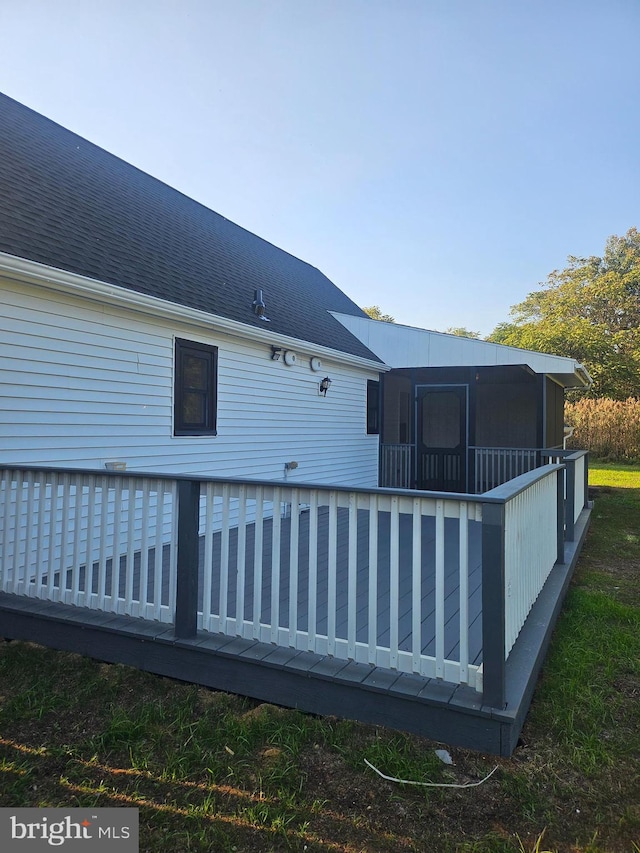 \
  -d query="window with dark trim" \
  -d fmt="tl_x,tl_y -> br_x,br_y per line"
366,380 -> 380,435
174,338 -> 218,436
